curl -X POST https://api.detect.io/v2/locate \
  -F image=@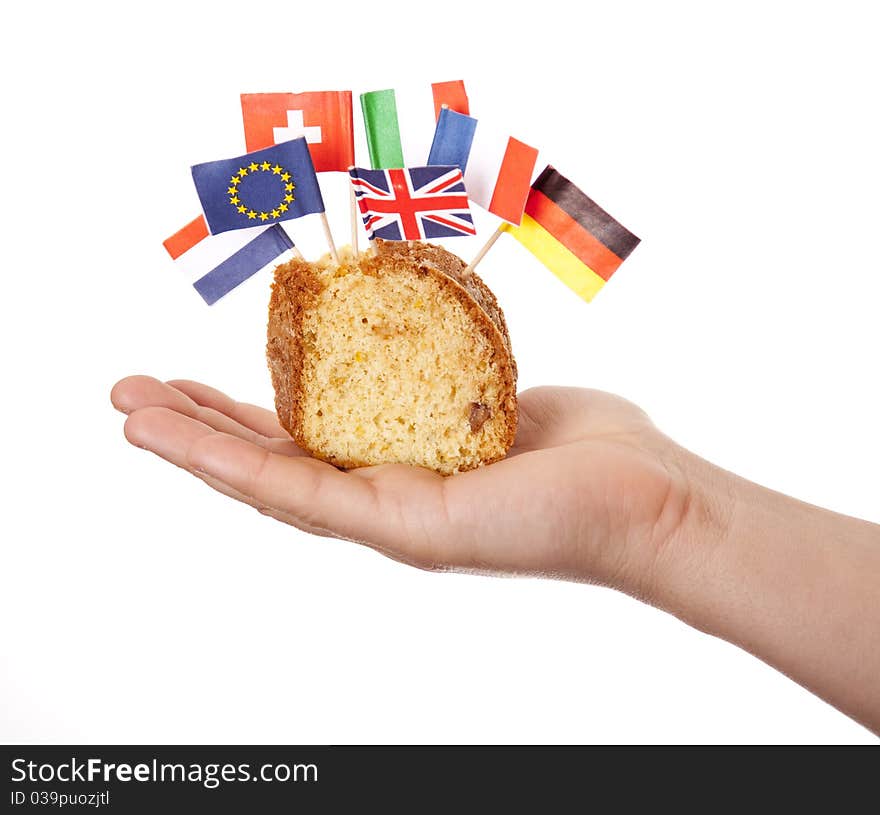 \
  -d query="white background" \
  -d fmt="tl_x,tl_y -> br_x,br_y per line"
1,0 -> 877,744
